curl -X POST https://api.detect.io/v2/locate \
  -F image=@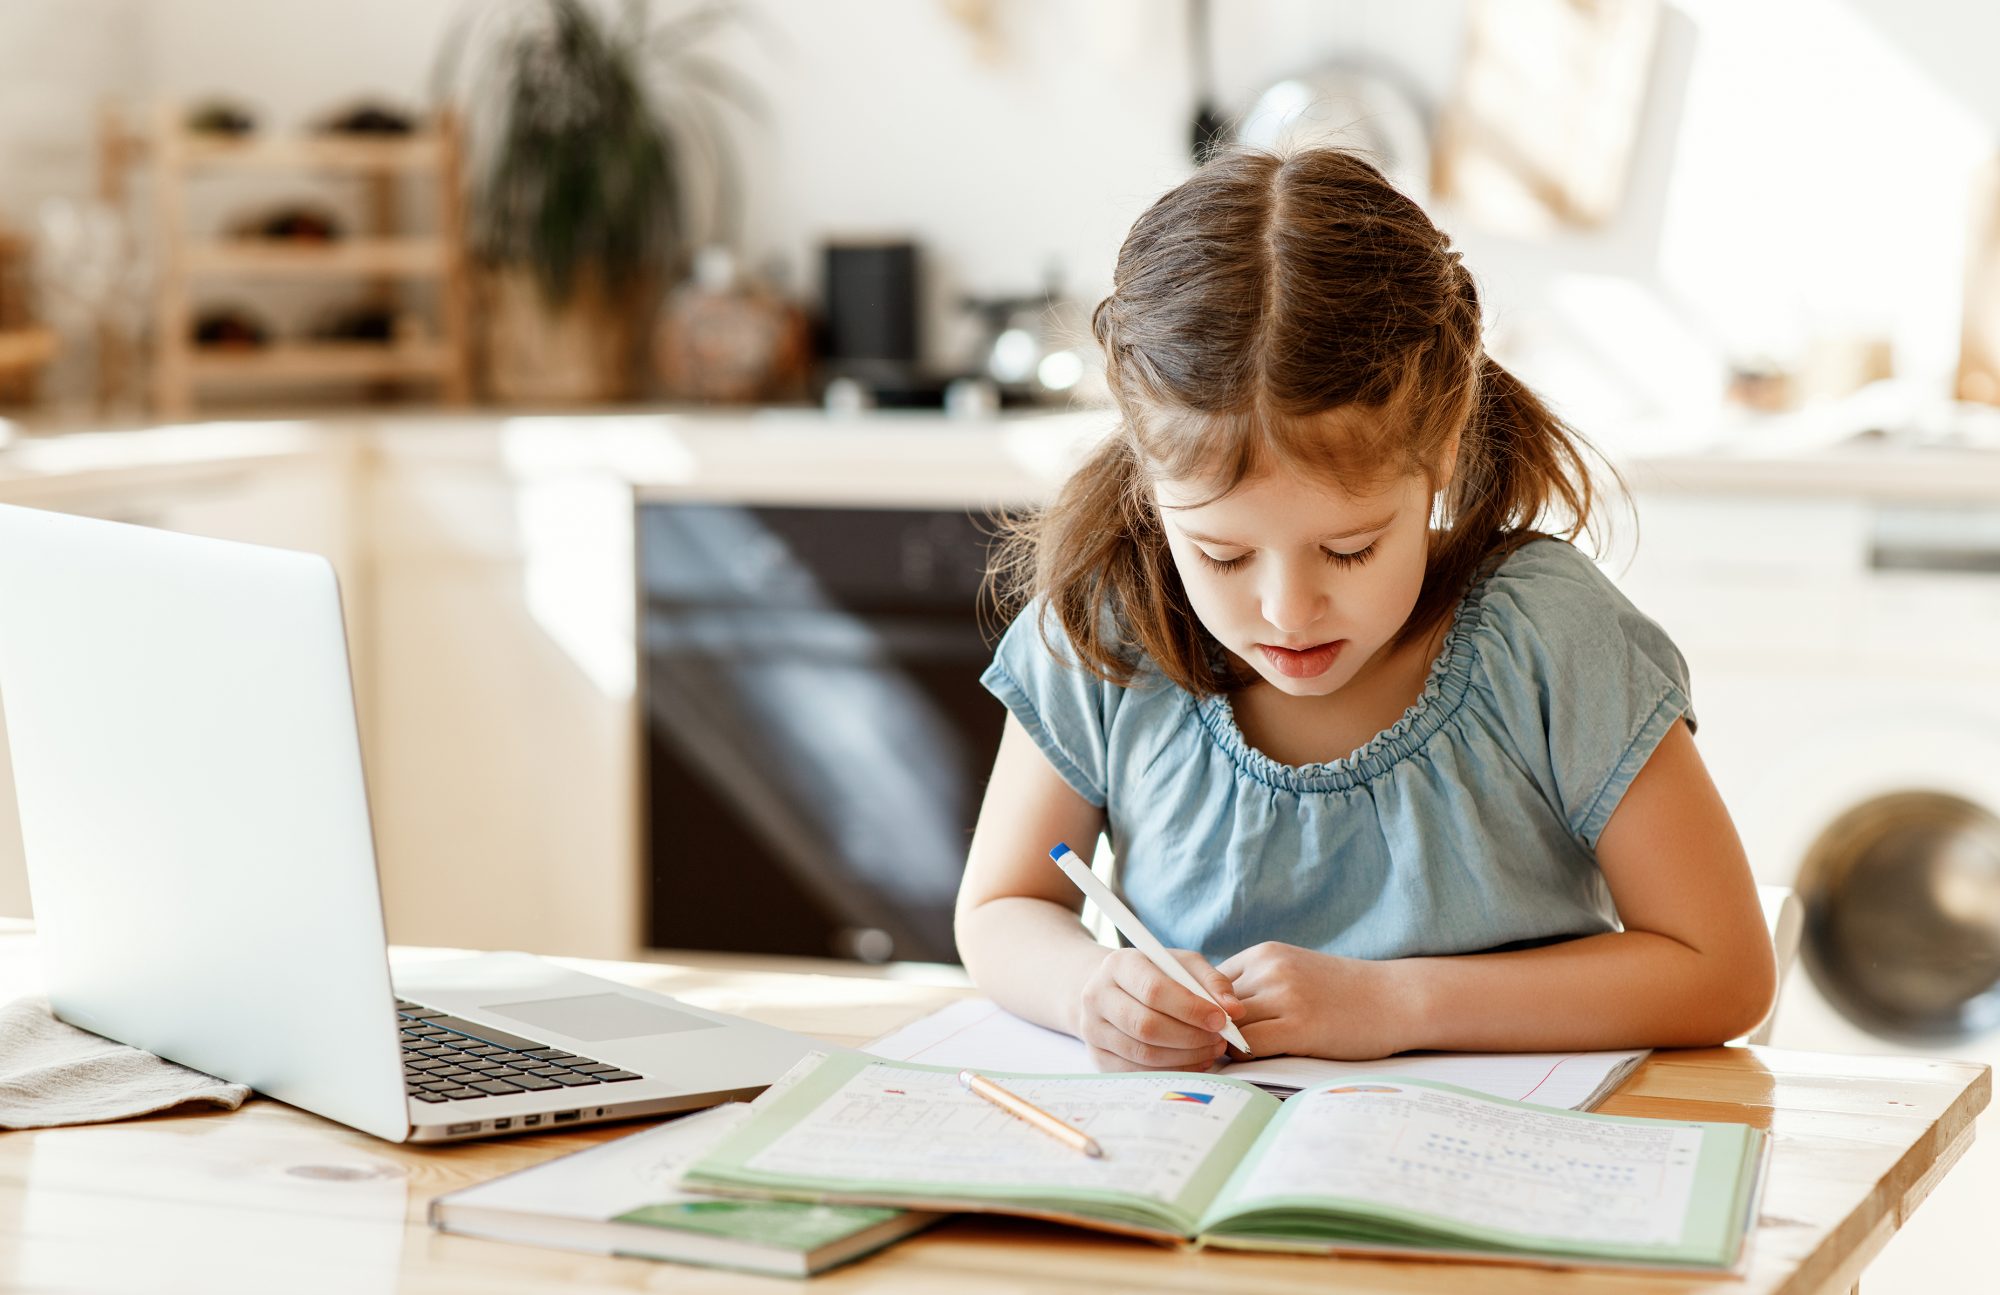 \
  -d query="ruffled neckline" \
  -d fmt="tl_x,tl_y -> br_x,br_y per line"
1195,551 -> 1504,794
